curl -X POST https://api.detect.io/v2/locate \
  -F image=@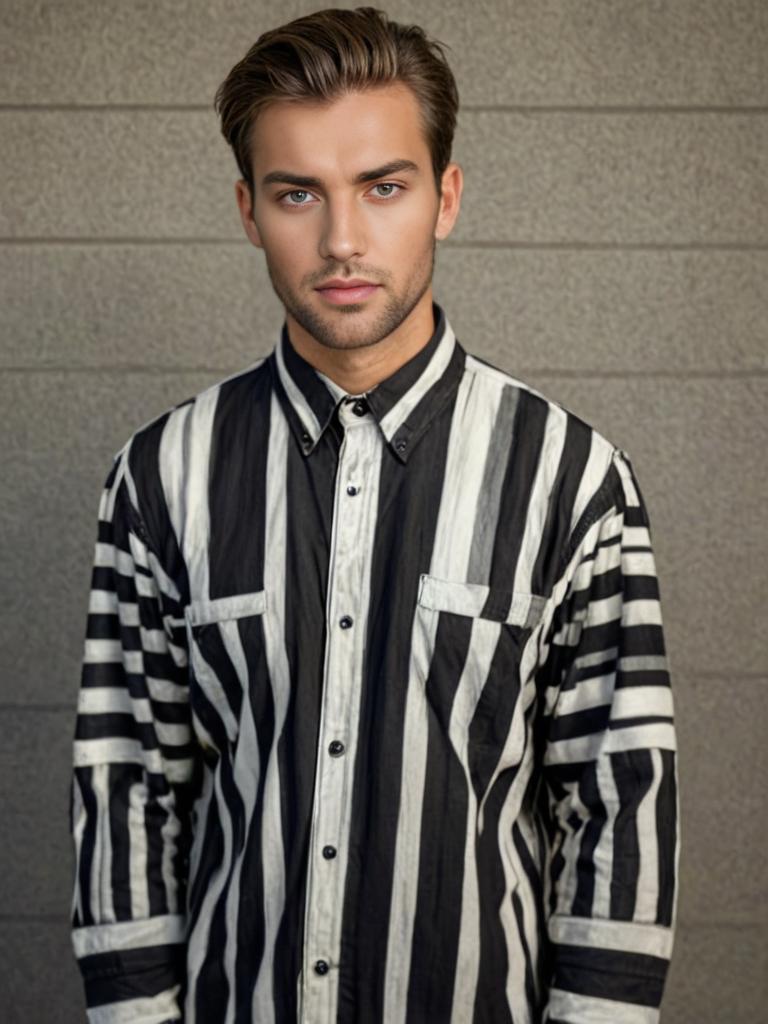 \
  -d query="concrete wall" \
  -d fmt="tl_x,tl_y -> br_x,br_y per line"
2,1 -> 766,1019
